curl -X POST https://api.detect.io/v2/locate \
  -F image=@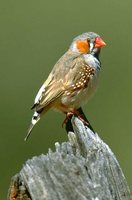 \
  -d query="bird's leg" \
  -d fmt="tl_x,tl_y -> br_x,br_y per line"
62,109 -> 88,127
73,109 -> 89,125
64,107 -> 95,133
62,112 -> 74,127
